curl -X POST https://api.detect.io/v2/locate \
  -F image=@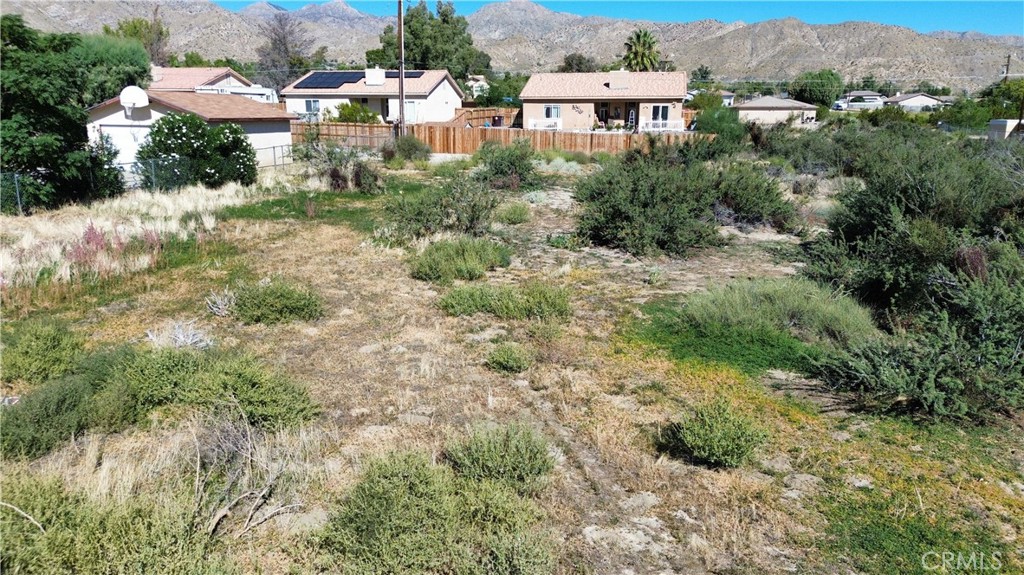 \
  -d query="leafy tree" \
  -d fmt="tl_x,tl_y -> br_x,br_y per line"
994,79 -> 1024,126
556,53 -> 598,73
929,98 -> 993,130
788,69 -> 843,107
623,28 -> 660,72
1,15 -> 124,213
686,90 -> 723,111
71,34 -> 150,108
367,1 -> 491,80
913,80 -> 952,96
474,72 -> 529,108
102,7 -> 169,66
691,64 -> 713,84
323,102 -> 381,123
